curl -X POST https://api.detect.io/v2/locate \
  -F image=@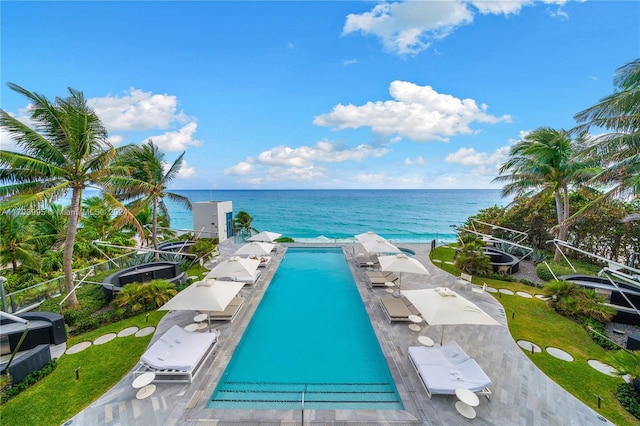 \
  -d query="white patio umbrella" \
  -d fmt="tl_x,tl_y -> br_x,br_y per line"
378,253 -> 429,297
402,287 -> 500,343
234,241 -> 275,256
355,231 -> 385,243
205,256 -> 260,280
247,231 -> 282,243
362,239 -> 401,255
159,279 -> 244,331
